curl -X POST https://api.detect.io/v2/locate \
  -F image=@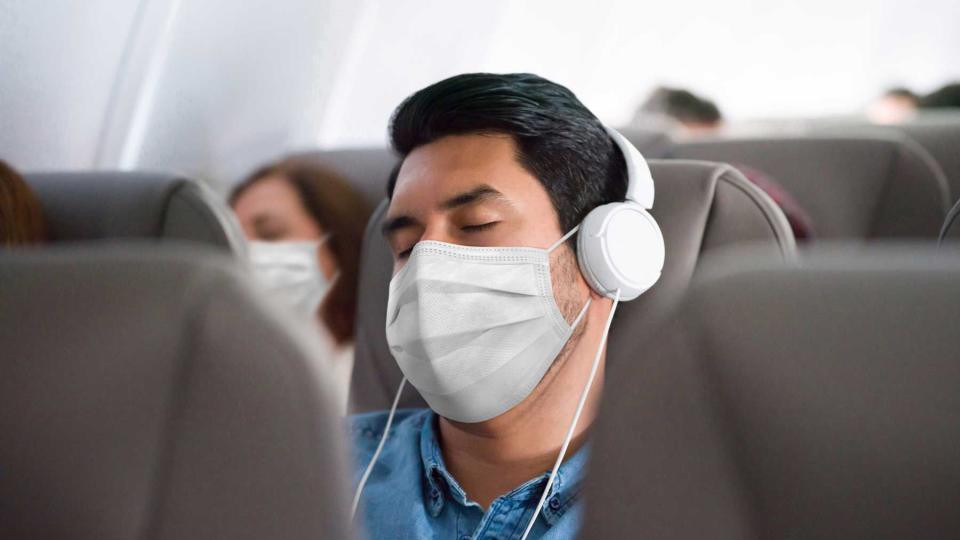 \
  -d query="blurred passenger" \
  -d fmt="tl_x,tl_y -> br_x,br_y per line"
867,87 -> 918,124
633,86 -> 723,136
0,160 -> 47,246
919,82 -> 960,110
230,159 -> 372,405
